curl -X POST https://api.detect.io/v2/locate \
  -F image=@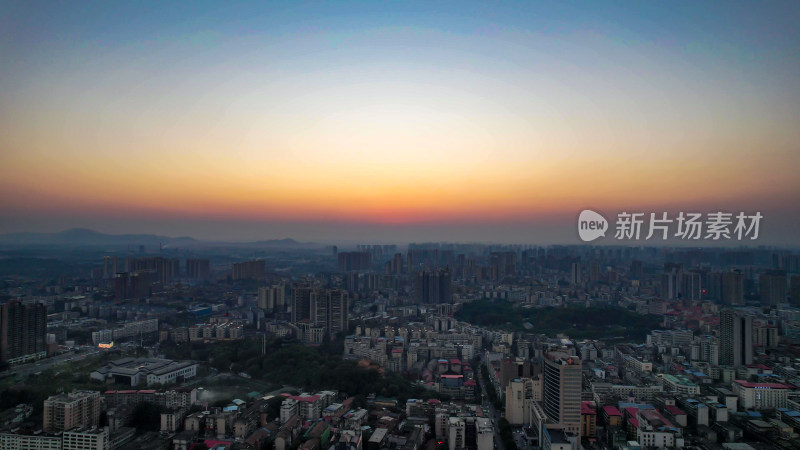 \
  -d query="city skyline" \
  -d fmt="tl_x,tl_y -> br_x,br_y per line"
1,1 -> 799,244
